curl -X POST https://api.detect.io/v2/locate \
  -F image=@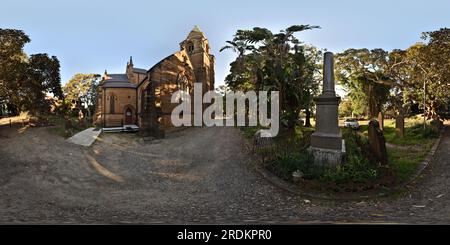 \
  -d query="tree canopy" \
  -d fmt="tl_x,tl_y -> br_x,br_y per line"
336,28 -> 450,121
0,28 -> 63,115
63,73 -> 101,117
221,25 -> 322,128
